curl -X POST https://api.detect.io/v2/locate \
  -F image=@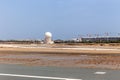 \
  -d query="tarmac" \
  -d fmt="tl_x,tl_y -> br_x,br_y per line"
0,64 -> 120,80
